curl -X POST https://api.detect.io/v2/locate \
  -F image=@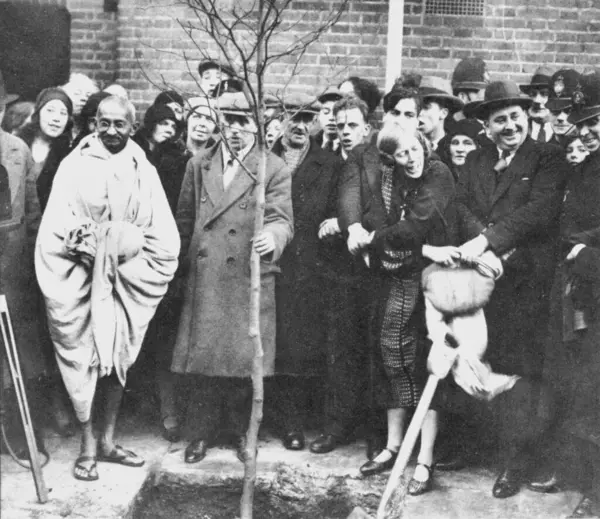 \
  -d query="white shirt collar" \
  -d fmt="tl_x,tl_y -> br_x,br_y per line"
221,138 -> 254,166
